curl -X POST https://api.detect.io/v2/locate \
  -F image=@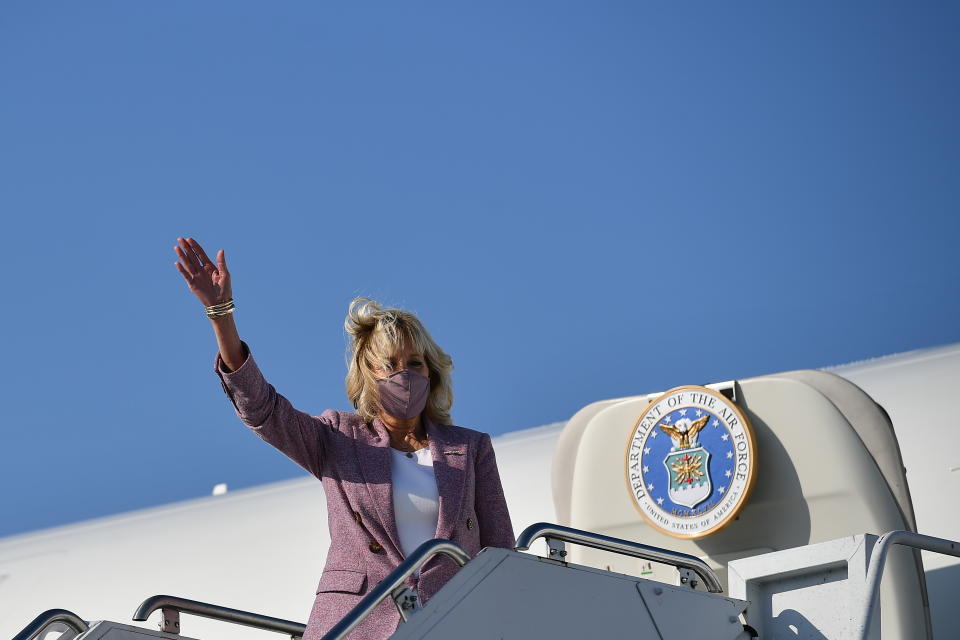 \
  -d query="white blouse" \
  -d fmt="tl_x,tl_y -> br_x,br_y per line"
390,447 -> 440,558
